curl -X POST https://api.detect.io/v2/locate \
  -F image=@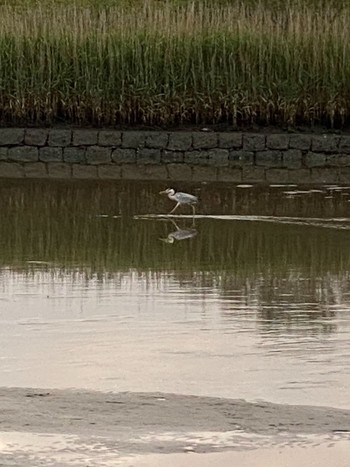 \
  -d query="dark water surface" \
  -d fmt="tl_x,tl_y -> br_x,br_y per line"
1,180 -> 350,408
